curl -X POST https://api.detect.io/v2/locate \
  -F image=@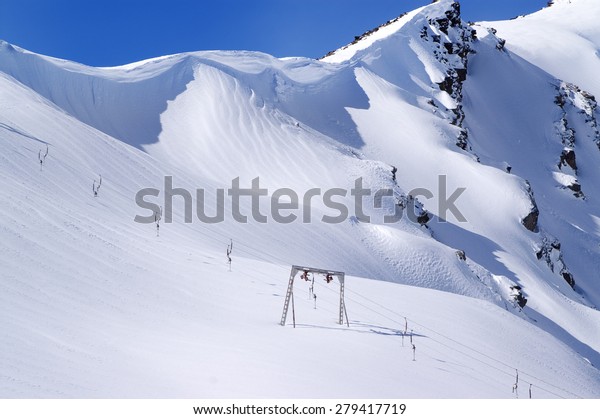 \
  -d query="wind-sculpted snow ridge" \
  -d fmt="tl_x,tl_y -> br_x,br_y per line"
1,0 -> 600,398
